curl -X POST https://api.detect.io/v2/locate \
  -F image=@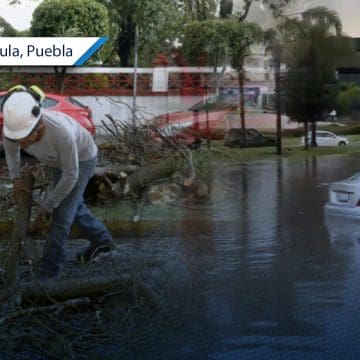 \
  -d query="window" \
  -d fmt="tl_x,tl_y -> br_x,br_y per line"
0,95 -> 5,110
68,97 -> 88,109
43,97 -> 59,108
188,96 -> 236,112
